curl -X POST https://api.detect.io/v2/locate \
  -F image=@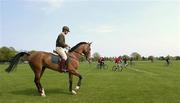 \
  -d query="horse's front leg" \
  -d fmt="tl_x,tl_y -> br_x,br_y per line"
75,74 -> 82,91
69,70 -> 82,91
69,73 -> 77,95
